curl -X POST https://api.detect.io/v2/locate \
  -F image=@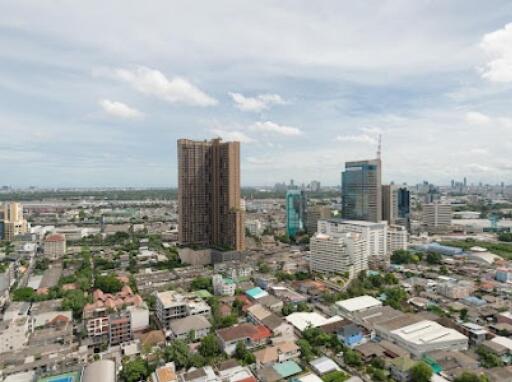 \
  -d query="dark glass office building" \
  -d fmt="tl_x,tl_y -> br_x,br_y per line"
341,159 -> 382,222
